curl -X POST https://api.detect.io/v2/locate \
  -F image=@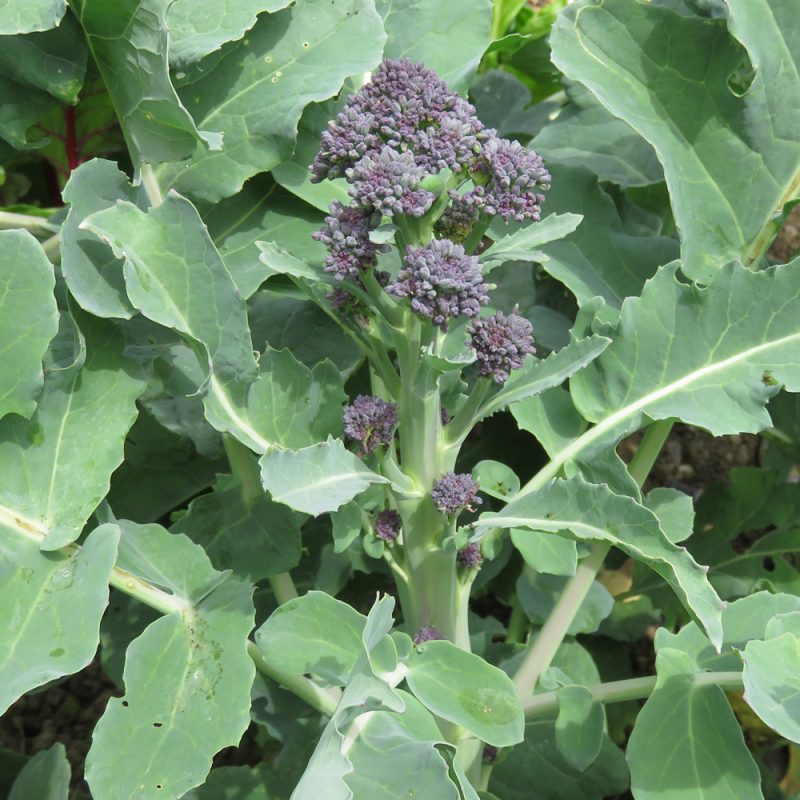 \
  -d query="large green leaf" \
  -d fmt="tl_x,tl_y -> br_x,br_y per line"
61,159 -> 141,319
406,639 -> 524,747
0,0 -> 66,34
166,0 -> 291,67
0,230 -> 58,420
74,0 -> 220,164
0,315 -> 145,549
0,523 -> 118,715
555,685 -> 605,772
86,521 -> 256,800
158,0 -> 386,202
181,766 -> 270,800
376,0 -> 492,93
480,477 -> 725,648
260,437 -> 390,516
563,260 -> 800,474
550,0 -> 800,279
8,744 -> 70,800
626,649 -> 763,800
